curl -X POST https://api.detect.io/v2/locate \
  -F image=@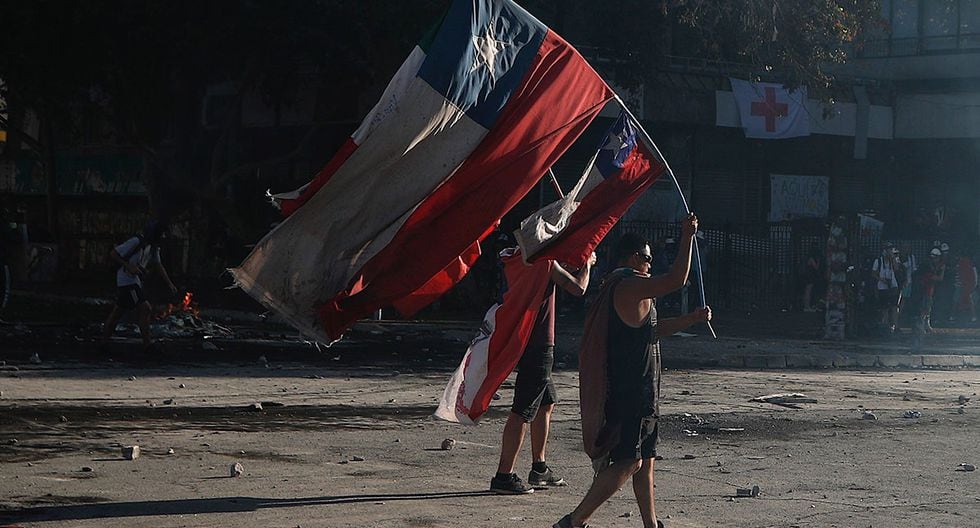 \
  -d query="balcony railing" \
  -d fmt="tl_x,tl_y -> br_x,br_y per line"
855,34 -> 980,58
